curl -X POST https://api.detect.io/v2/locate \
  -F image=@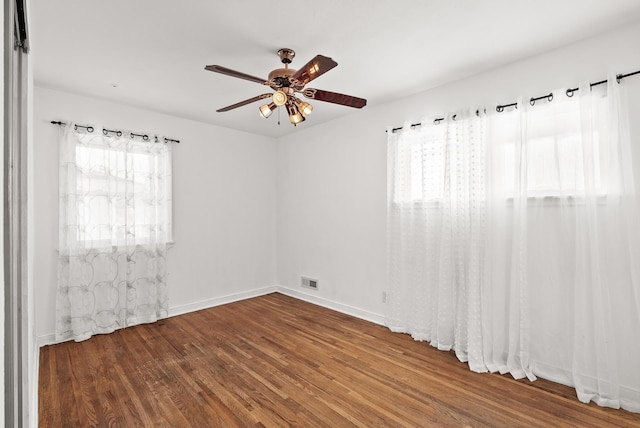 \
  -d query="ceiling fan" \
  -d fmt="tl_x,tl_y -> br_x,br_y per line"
205,48 -> 367,126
